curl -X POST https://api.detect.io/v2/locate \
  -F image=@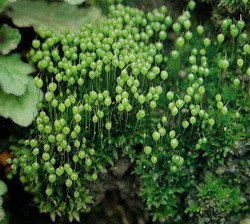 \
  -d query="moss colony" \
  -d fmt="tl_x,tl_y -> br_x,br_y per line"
8,2 -> 250,223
